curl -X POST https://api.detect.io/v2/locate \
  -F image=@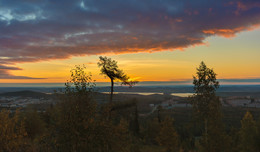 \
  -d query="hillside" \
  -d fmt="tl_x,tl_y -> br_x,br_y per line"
0,90 -> 51,98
